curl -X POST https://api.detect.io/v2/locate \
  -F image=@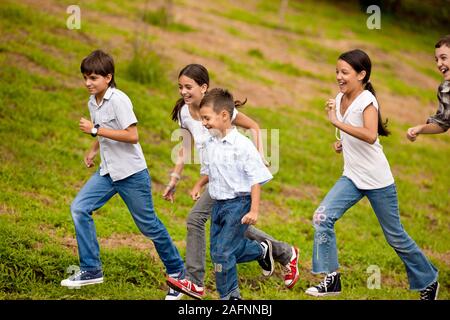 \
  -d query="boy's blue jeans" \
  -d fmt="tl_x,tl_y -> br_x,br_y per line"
210,196 -> 263,299
312,176 -> 438,290
70,169 -> 184,275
